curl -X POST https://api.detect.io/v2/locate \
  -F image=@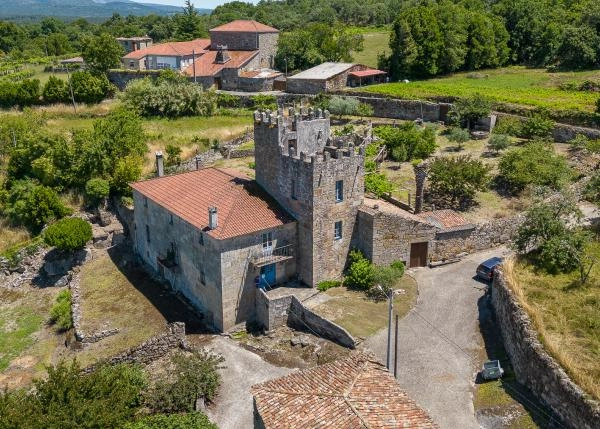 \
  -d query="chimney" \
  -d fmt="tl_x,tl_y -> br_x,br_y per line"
215,45 -> 231,64
208,207 -> 218,230
155,151 -> 164,177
